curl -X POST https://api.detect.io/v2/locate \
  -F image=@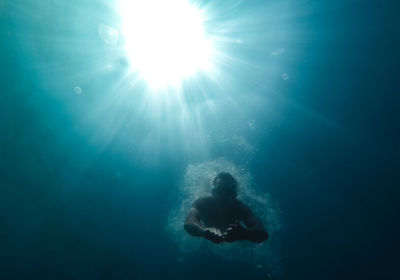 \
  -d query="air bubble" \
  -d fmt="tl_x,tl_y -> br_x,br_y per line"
74,86 -> 82,94
271,48 -> 285,56
98,24 -> 119,46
